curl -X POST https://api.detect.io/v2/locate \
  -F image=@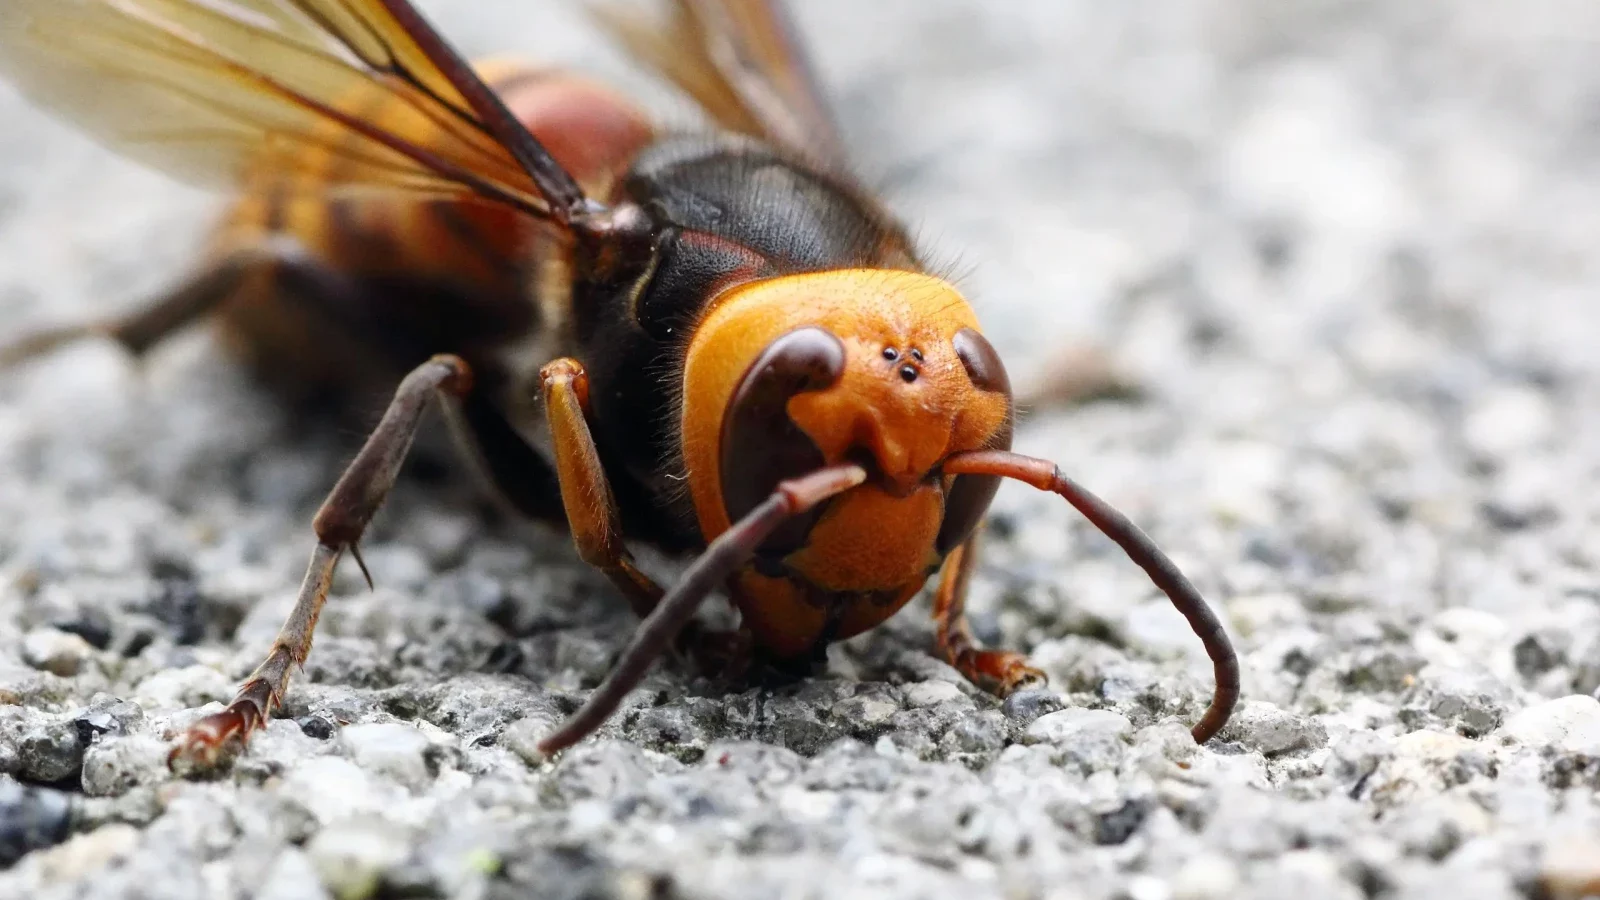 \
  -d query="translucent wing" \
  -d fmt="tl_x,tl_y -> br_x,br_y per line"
591,0 -> 849,172
0,0 -> 578,213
